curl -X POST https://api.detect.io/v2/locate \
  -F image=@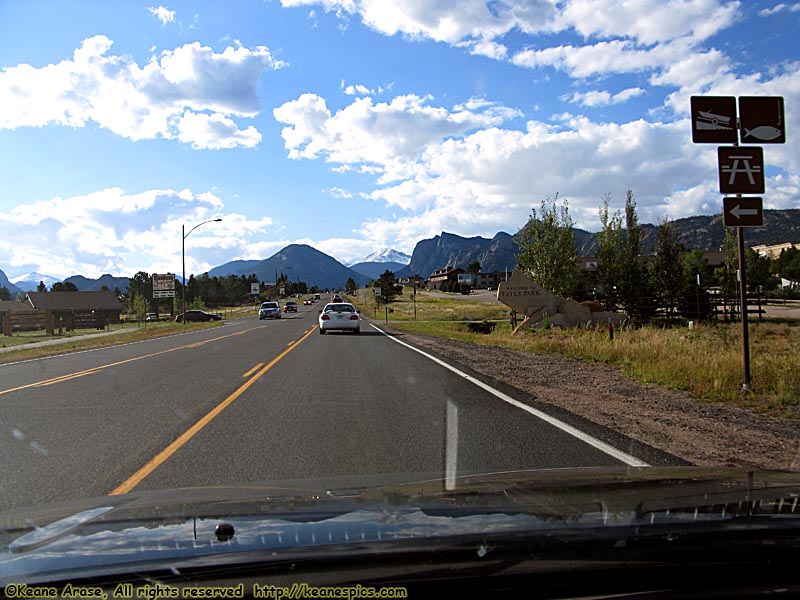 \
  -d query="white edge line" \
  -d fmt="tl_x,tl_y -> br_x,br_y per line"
369,323 -> 650,468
